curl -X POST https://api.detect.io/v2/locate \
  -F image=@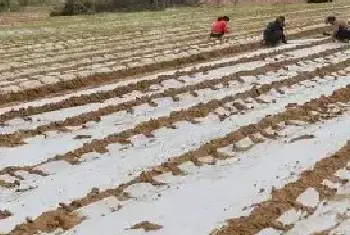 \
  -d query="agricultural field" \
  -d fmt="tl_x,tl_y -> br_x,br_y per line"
3,2 -> 350,235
